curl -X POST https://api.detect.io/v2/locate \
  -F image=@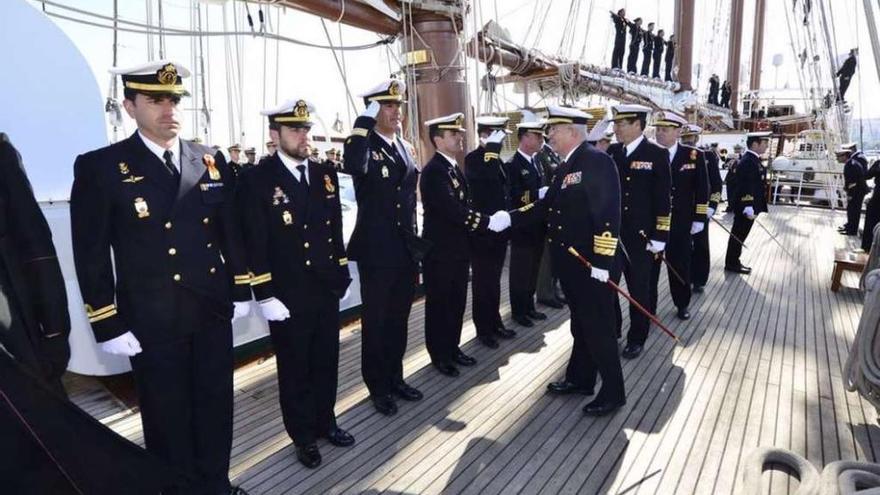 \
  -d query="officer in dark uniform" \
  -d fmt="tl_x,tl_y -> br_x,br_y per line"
466,116 -> 516,349
342,79 -> 424,417
650,113 -> 708,320
607,104 -> 672,359
70,60 -> 252,495
640,22 -> 655,76
837,48 -> 858,102
0,134 -> 70,394
420,113 -> 509,377
237,99 -> 355,469
725,132 -> 771,273
610,8 -> 628,70
506,117 -> 549,327
862,159 -> 880,252
665,34 -> 676,81
687,132 -> 723,292
509,106 -> 625,416
837,143 -> 868,236
626,17 -> 644,74
652,29 -> 666,79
